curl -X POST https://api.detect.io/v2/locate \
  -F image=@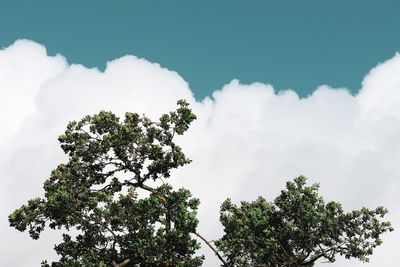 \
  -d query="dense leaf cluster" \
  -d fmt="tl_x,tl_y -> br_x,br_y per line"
9,100 -> 203,266
216,176 -> 393,267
